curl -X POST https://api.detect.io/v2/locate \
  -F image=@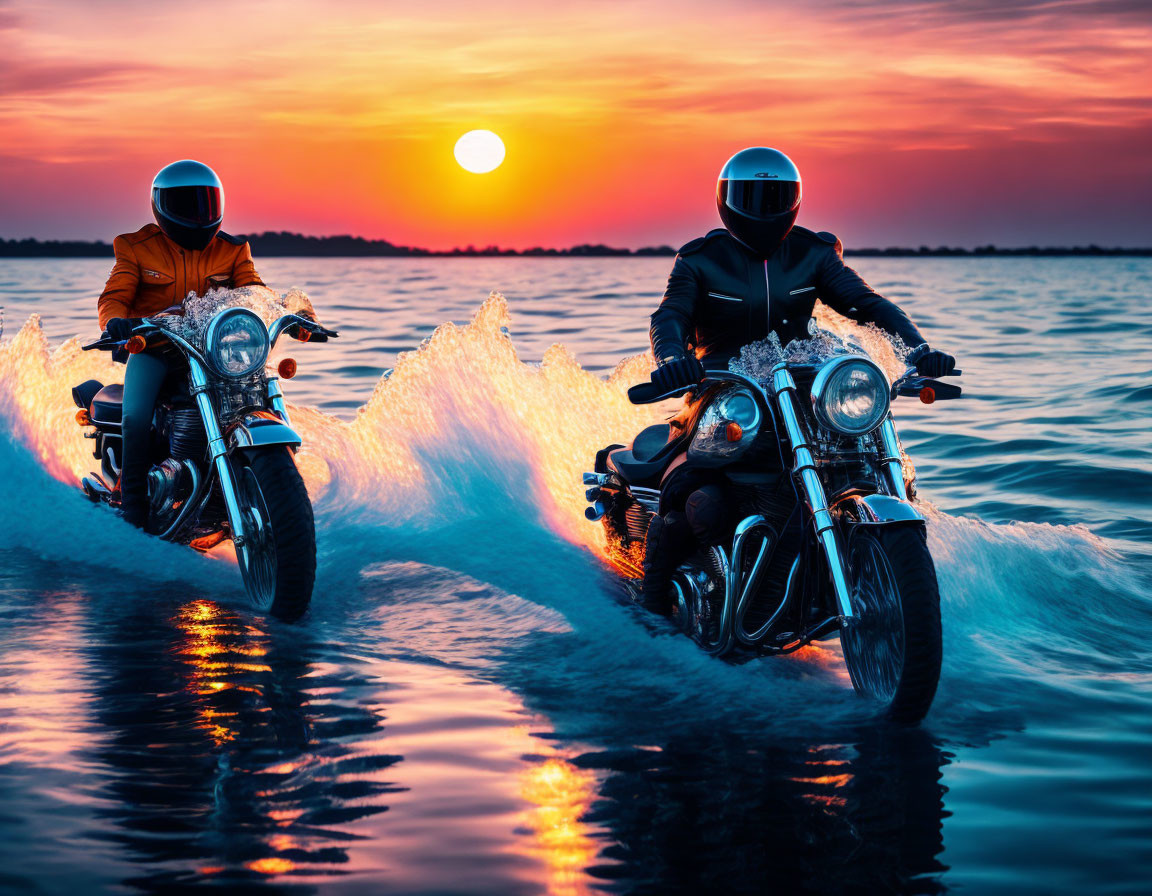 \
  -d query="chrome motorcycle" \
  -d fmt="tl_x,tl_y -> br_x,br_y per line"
585,348 -> 962,722
73,306 -> 337,621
